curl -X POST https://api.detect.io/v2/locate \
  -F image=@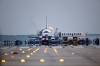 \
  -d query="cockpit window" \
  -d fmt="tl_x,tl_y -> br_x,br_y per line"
44,31 -> 49,33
